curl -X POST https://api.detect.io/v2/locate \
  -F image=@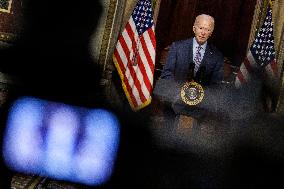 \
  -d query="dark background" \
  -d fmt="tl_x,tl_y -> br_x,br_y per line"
0,0 -> 104,107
